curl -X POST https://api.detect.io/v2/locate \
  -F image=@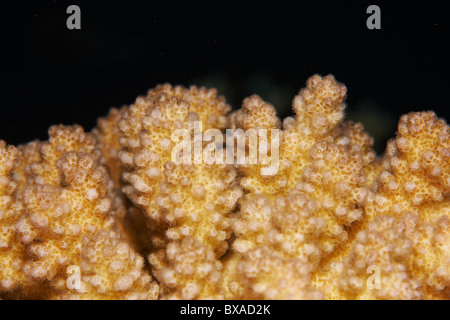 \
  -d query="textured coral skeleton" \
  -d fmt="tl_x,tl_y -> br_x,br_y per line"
0,74 -> 449,300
